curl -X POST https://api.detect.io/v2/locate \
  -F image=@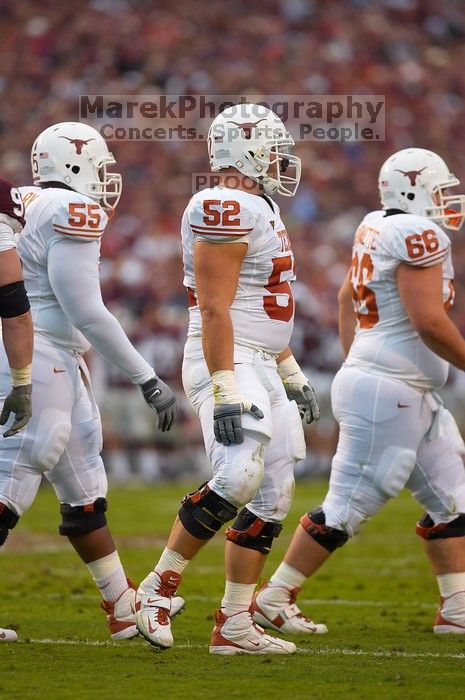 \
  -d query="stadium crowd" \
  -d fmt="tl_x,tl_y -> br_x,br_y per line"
1,0 -> 465,478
